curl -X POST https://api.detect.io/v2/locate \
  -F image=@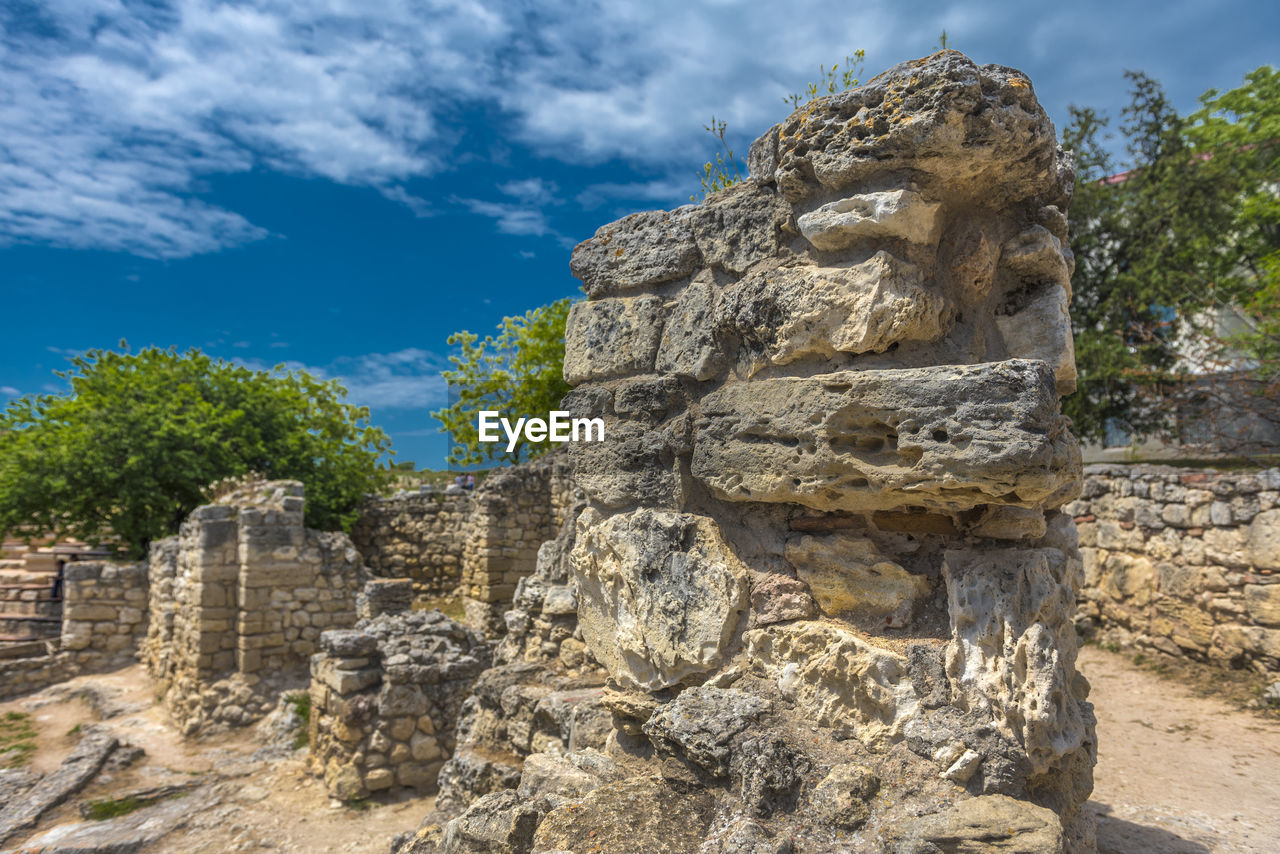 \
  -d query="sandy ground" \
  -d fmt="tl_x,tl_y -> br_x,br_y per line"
1079,645 -> 1280,854
2,649 -> 1278,853
1,666 -> 431,853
